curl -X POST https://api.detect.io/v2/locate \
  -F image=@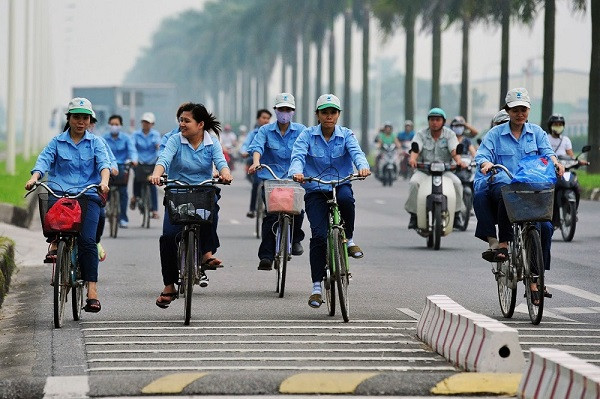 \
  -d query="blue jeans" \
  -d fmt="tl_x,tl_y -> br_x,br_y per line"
304,184 -> 355,283
474,183 -> 553,270
96,207 -> 105,243
159,199 -> 220,286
